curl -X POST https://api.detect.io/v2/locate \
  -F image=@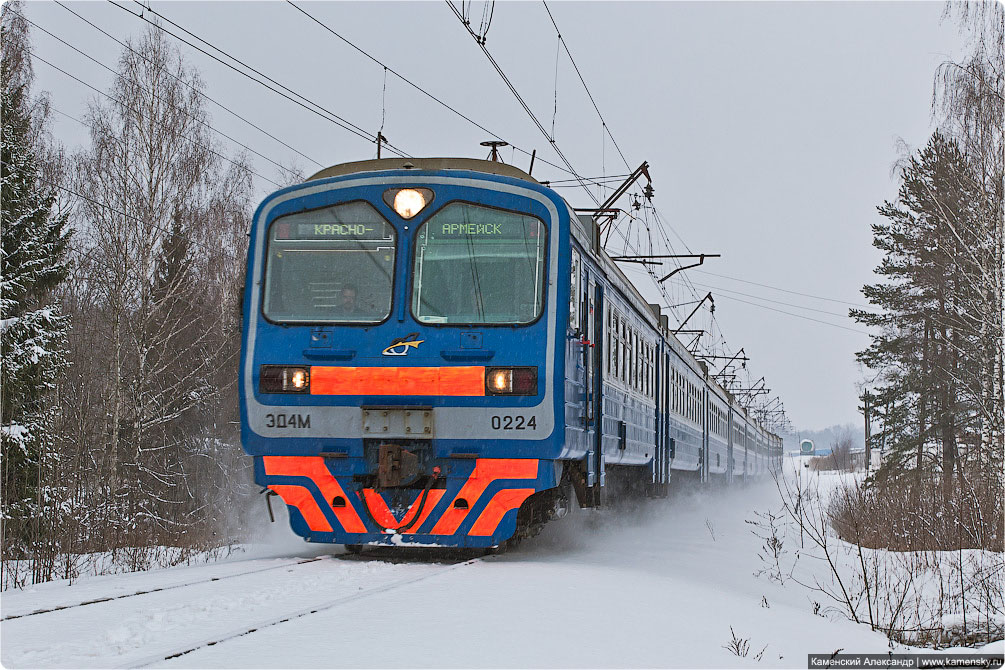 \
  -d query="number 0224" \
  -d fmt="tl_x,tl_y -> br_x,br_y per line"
490,415 -> 536,430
